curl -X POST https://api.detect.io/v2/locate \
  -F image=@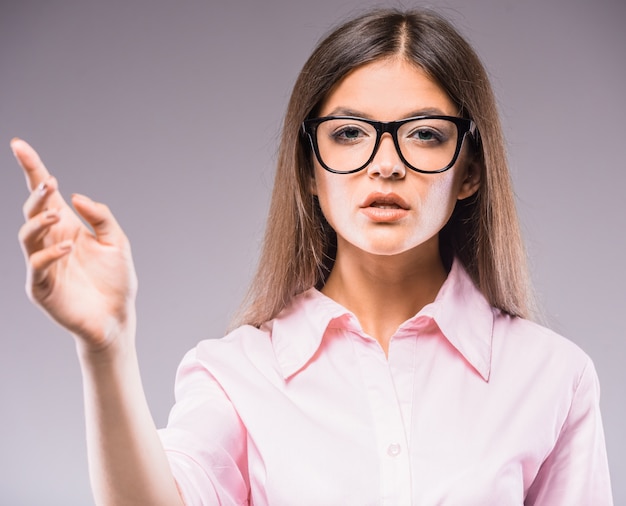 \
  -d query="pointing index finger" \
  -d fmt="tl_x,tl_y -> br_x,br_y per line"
11,138 -> 52,192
